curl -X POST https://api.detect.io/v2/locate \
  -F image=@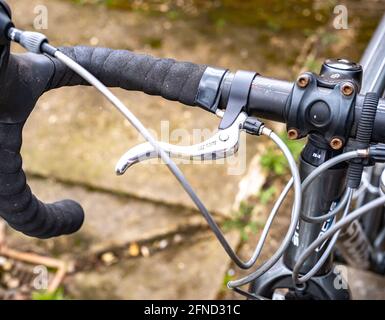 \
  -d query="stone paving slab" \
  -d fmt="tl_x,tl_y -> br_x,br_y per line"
3,176 -> 240,300
65,231 -> 239,300
5,176 -> 211,255
348,267 -> 385,300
